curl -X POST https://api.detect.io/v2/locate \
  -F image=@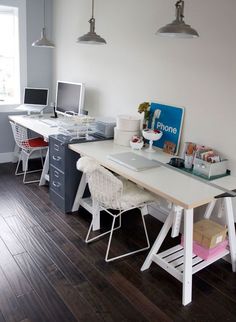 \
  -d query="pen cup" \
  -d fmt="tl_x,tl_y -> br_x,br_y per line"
184,154 -> 194,169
